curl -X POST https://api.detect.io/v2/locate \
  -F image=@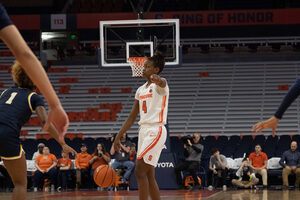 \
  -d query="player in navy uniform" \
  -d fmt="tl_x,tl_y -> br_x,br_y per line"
253,77 -> 300,135
0,61 -> 76,200
0,3 -> 69,141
